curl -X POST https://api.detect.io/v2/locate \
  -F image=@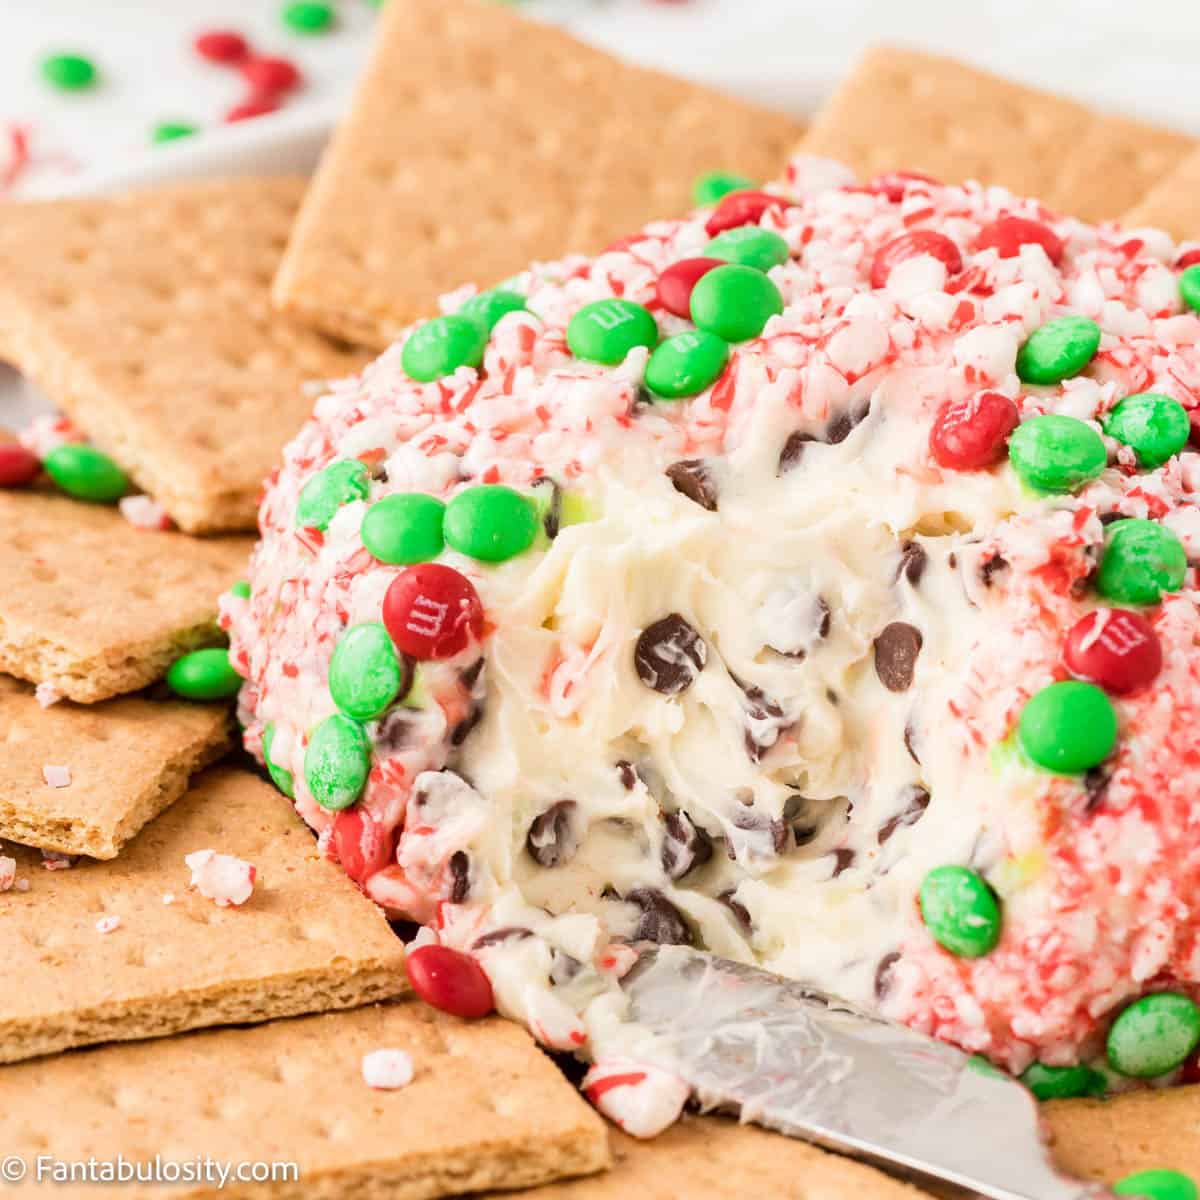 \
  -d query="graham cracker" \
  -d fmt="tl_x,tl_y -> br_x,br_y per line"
0,1002 -> 610,1199
1045,1086 -> 1200,1183
1122,146 -> 1200,238
801,46 -> 1194,223
0,767 -> 408,1063
0,675 -> 232,859
0,178 -> 371,533
273,0 -> 806,349
497,1115 -> 926,1199
0,487 -> 251,702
